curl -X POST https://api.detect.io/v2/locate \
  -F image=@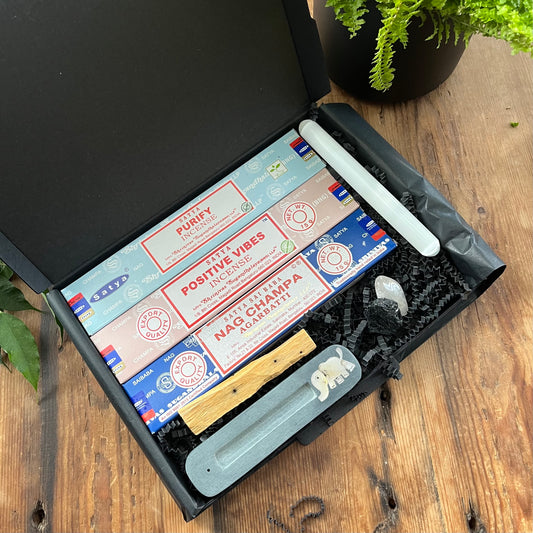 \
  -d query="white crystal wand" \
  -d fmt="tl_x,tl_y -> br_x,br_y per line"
299,120 -> 440,257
